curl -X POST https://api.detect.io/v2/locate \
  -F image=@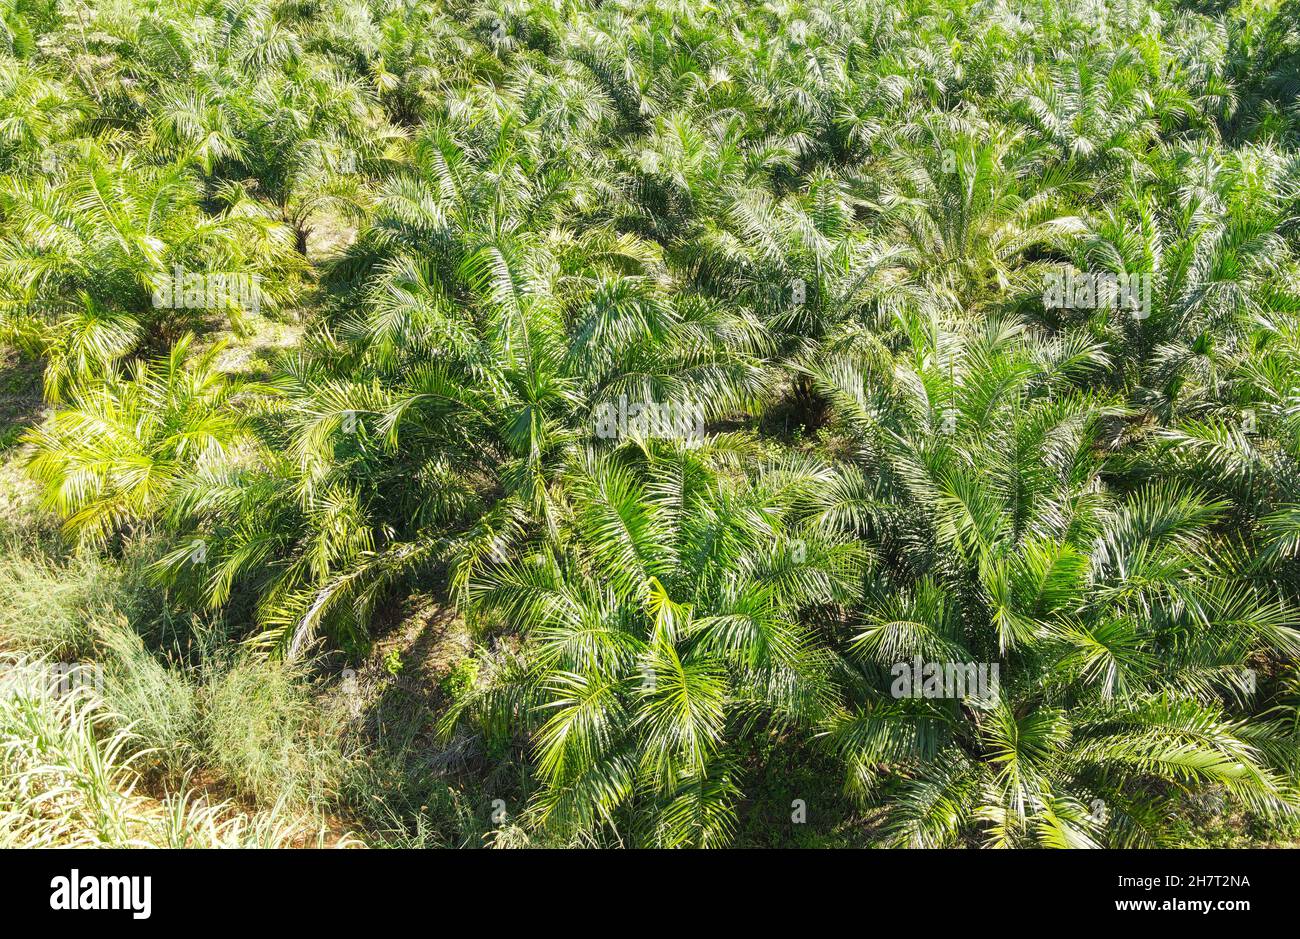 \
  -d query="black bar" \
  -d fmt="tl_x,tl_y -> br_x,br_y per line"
2,848 -> 1285,925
